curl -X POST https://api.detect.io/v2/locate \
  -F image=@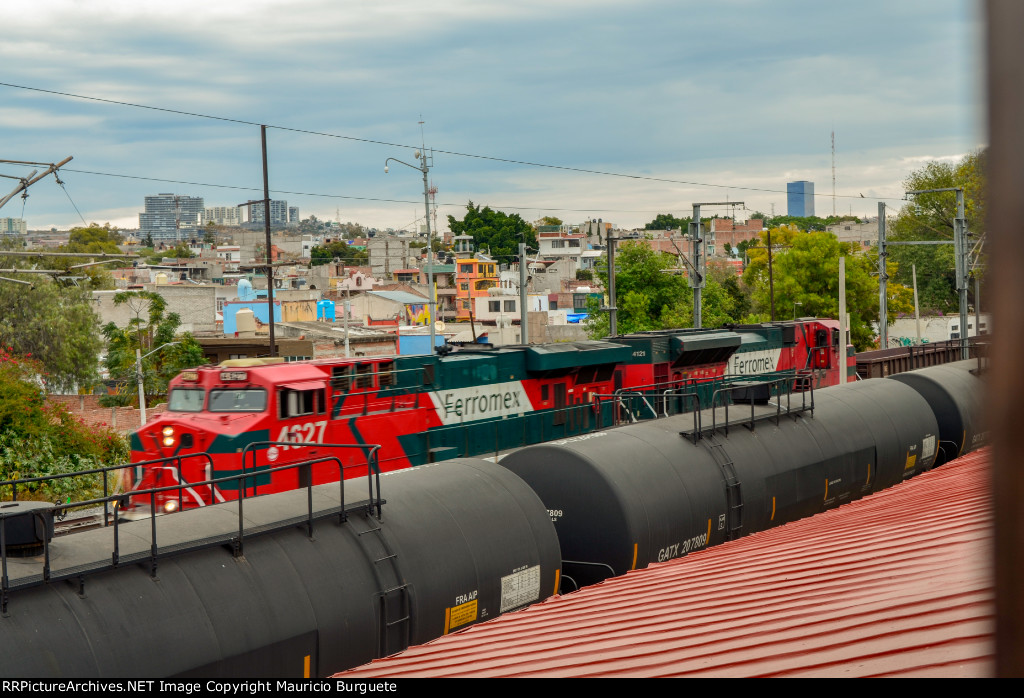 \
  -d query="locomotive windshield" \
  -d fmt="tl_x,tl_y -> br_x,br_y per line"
168,388 -> 205,412
208,388 -> 268,412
